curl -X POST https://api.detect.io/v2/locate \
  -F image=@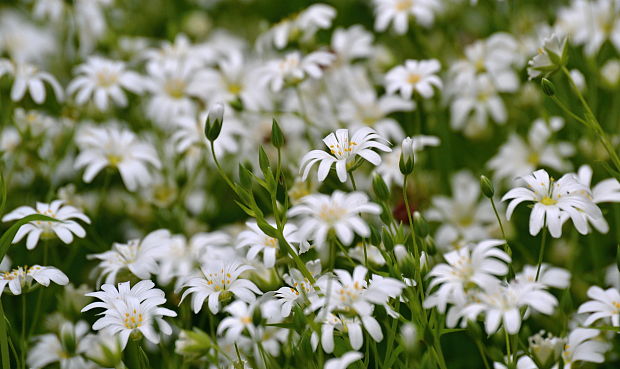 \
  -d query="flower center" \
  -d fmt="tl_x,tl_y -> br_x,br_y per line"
318,205 -> 347,224
395,0 -> 412,11
265,237 -> 278,248
108,154 -> 122,166
541,196 -> 557,206
123,309 -> 143,329
164,78 -> 187,99
407,73 -> 421,84
206,269 -> 233,291
527,152 -> 540,165
328,140 -> 357,159
96,70 -> 119,87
